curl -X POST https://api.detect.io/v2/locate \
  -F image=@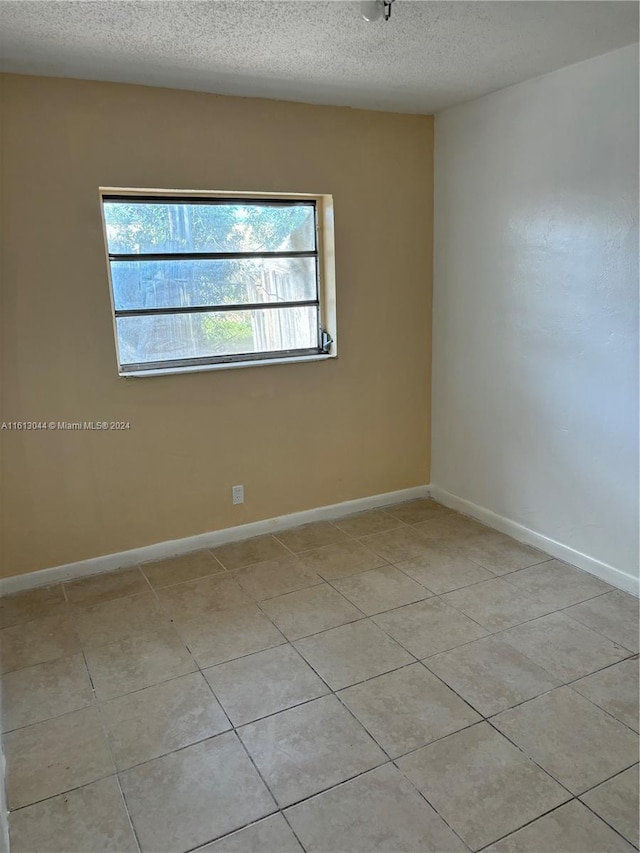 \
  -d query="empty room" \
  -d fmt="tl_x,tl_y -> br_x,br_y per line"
0,1 -> 638,851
